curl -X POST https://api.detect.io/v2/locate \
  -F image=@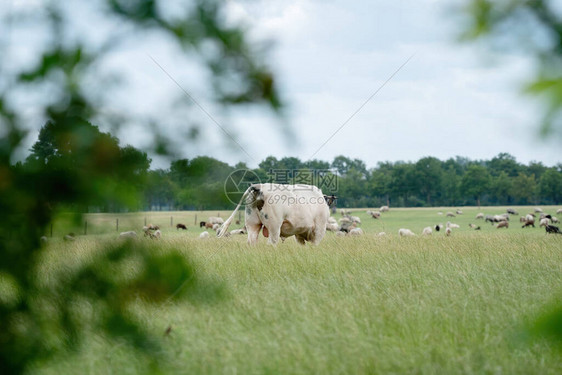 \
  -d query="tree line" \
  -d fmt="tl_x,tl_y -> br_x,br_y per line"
21,121 -> 562,211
